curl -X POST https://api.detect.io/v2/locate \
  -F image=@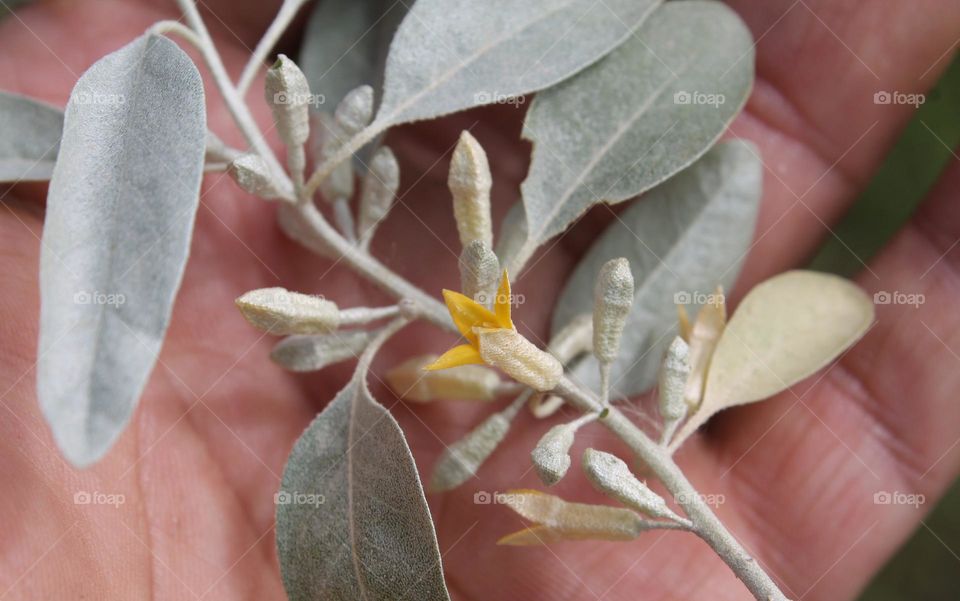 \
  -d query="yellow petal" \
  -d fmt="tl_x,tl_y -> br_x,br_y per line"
497,525 -> 557,546
494,269 -> 514,329
442,289 -> 497,344
423,344 -> 484,370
